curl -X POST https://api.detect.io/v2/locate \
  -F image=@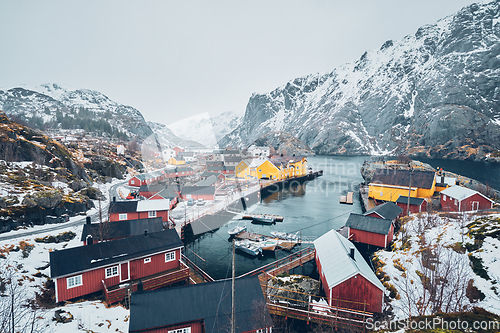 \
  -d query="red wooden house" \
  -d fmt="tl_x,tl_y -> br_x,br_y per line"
363,201 -> 403,221
129,276 -> 273,333
396,195 -> 428,216
108,199 -> 171,223
172,146 -> 184,154
314,230 -> 384,313
180,186 -> 216,201
163,166 -> 195,179
207,165 -> 235,175
345,213 -> 394,248
50,229 -> 188,304
139,184 -> 166,199
80,217 -> 163,245
440,185 -> 494,212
